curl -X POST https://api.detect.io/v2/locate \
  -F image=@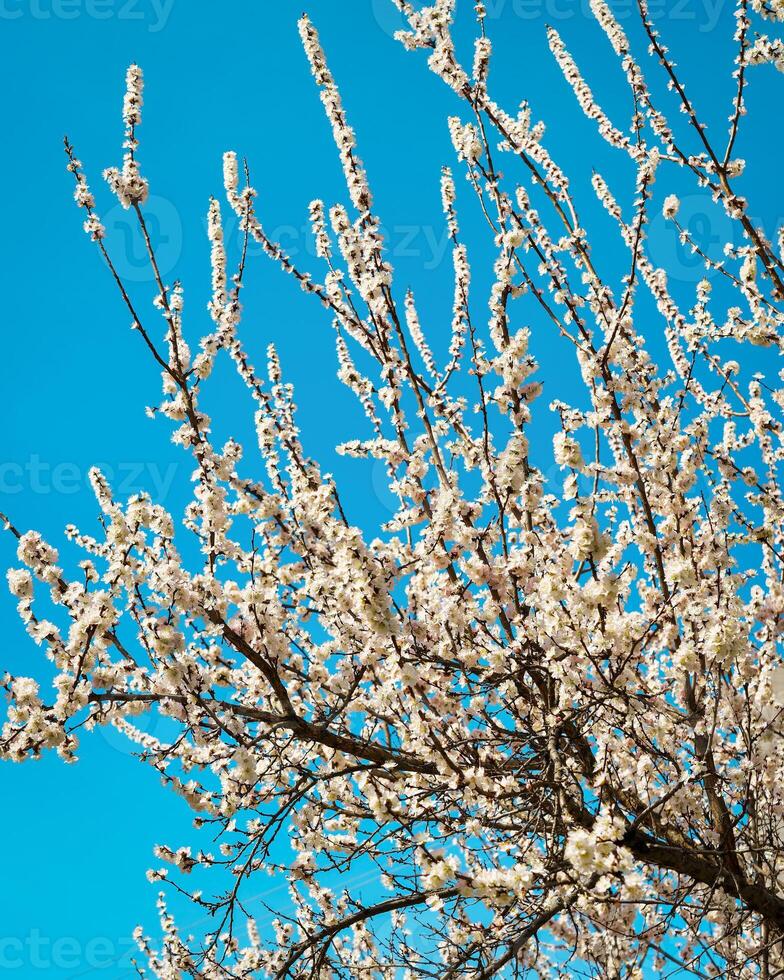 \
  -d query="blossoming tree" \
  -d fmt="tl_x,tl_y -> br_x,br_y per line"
4,0 -> 784,975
